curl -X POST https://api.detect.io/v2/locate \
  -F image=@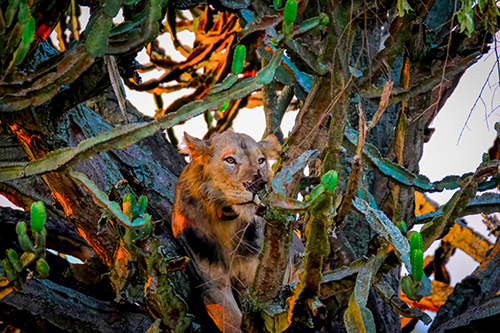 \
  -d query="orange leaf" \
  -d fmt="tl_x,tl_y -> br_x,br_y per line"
414,191 -> 438,216
401,280 -> 453,313
35,23 -> 53,41
206,304 -> 224,331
